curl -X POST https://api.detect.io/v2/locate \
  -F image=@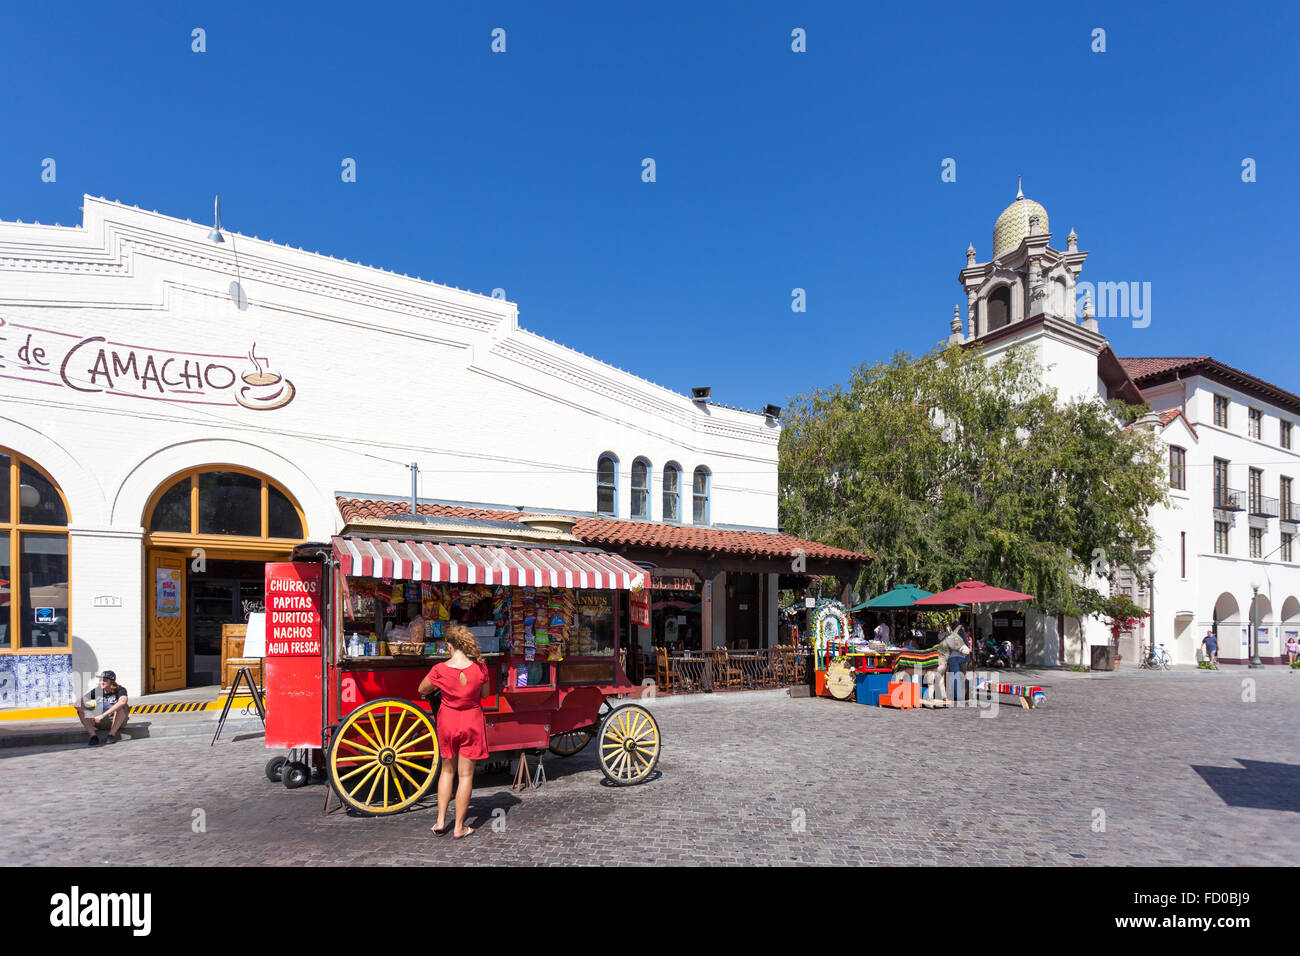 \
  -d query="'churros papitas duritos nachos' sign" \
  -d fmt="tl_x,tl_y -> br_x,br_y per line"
265,563 -> 323,657
0,317 -> 296,410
